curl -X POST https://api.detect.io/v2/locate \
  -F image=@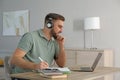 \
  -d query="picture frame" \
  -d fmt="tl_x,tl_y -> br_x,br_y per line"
3,10 -> 29,36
